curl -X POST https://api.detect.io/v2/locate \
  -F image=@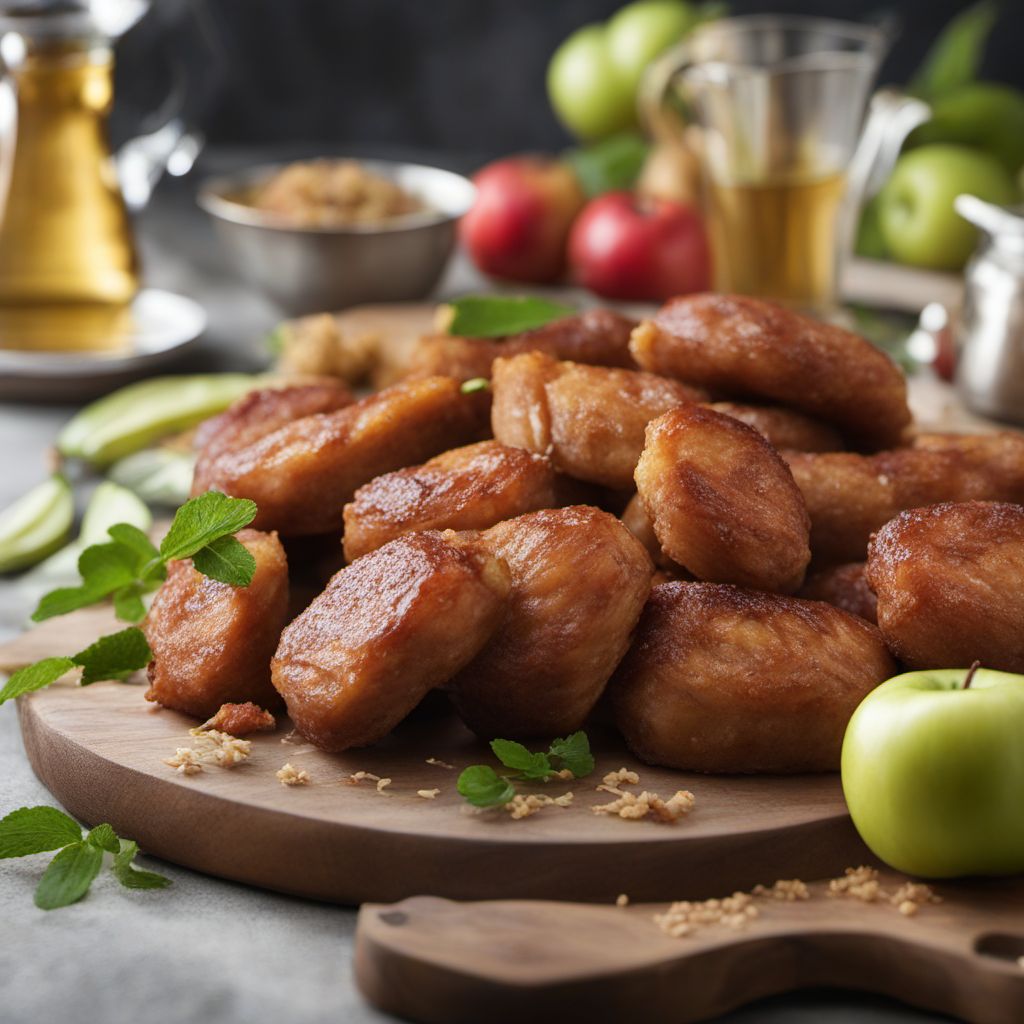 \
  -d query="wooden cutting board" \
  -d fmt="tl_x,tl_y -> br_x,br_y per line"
354,874 -> 1024,1024
4,606 -> 871,906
